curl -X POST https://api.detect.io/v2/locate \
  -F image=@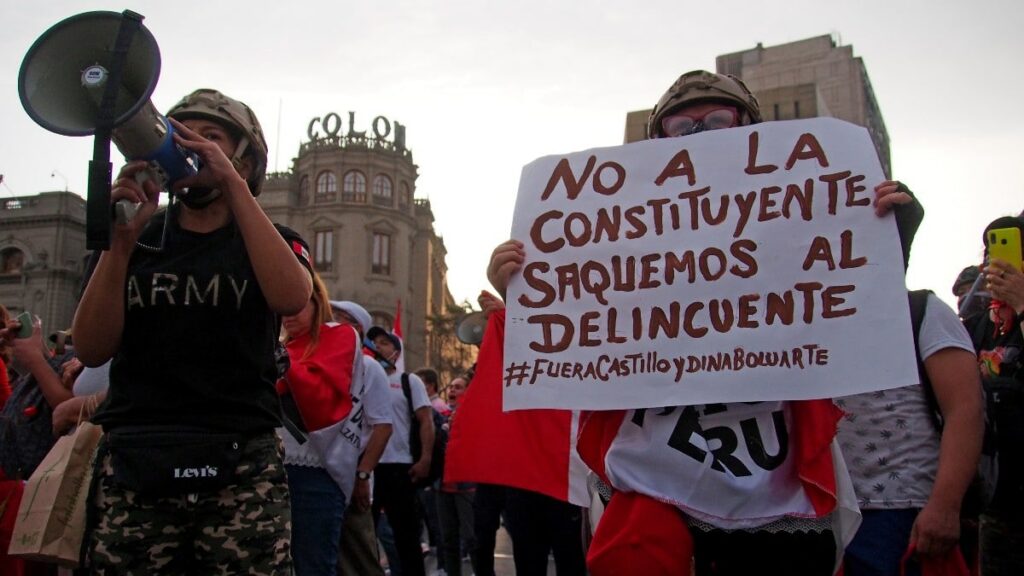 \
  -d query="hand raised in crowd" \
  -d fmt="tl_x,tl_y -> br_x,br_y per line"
478,290 -> 506,318
169,118 -> 250,200
985,259 -> 1024,314
59,357 -> 84,391
0,314 -> 47,367
487,239 -> 525,300
873,180 -> 914,216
